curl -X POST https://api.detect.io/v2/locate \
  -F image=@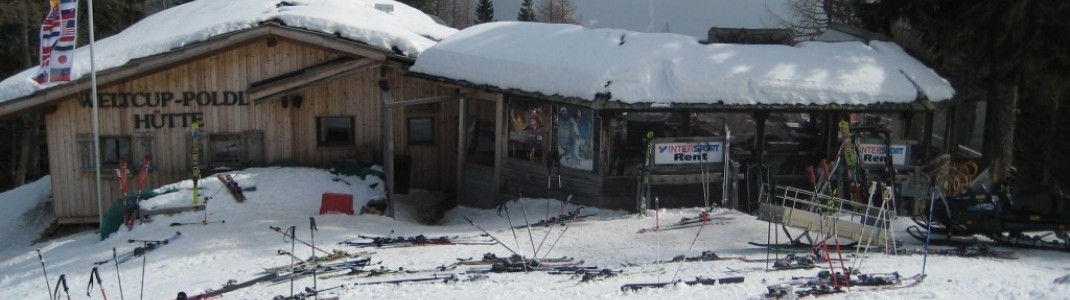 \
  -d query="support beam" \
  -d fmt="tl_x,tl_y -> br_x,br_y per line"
249,57 -> 378,102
